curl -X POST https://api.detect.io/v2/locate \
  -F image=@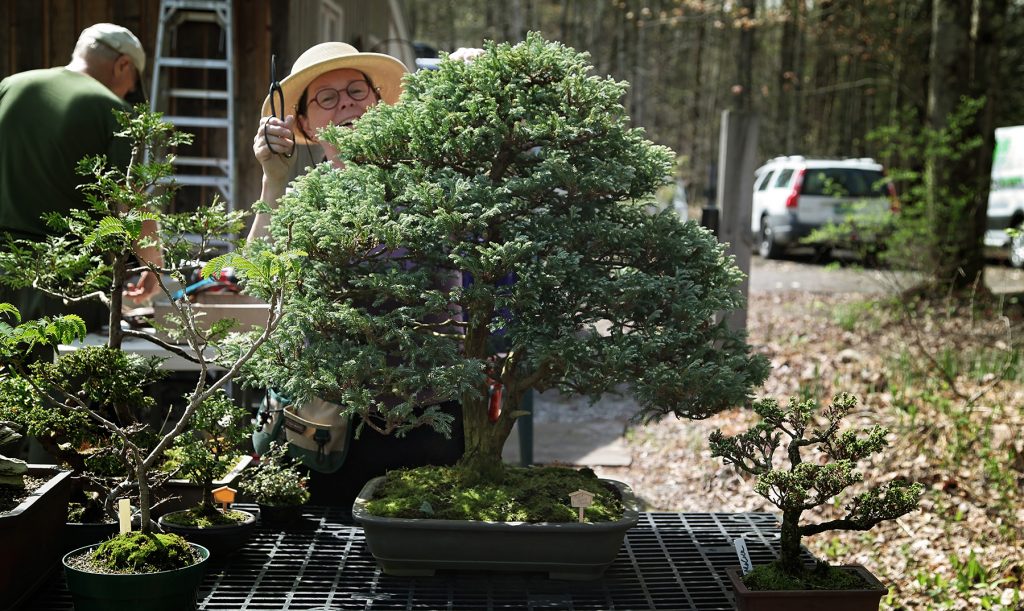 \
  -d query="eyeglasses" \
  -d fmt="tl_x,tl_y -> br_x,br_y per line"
310,80 -> 375,109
